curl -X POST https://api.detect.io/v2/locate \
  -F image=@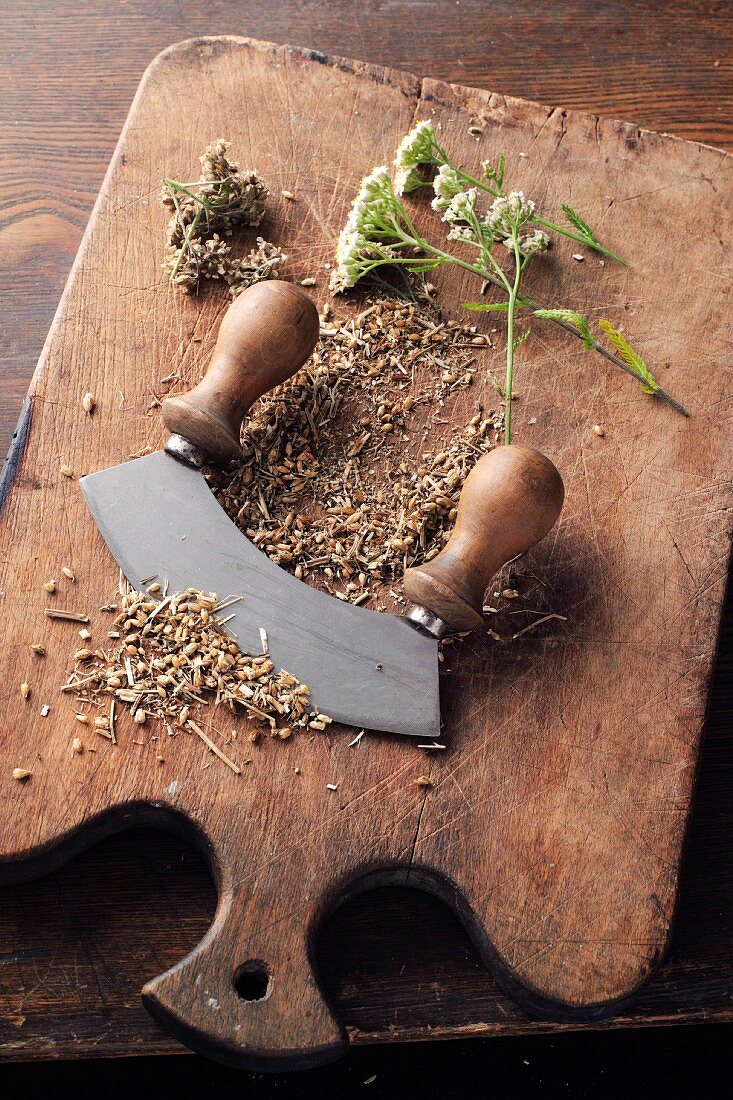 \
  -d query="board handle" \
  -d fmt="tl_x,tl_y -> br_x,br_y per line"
404,445 -> 564,632
141,886 -> 346,1071
162,281 -> 320,463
